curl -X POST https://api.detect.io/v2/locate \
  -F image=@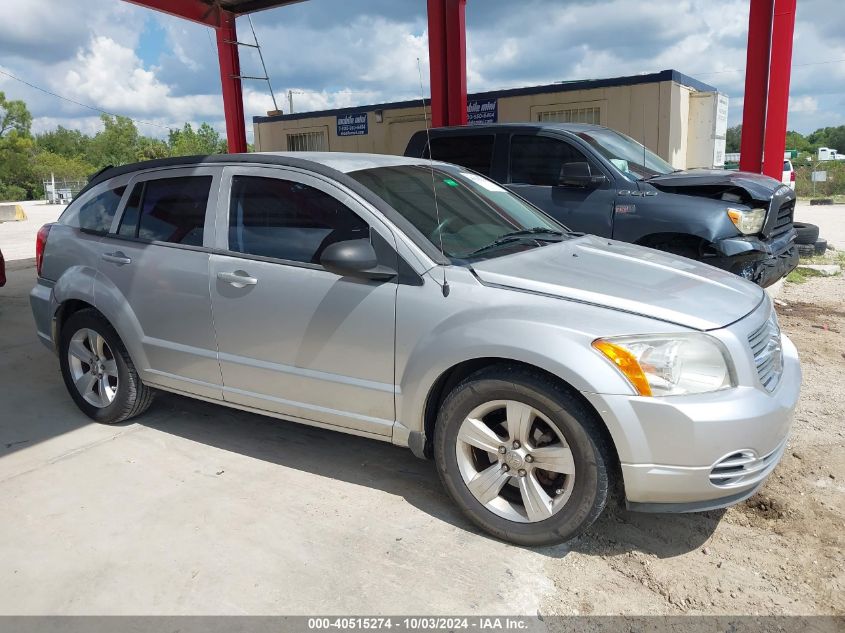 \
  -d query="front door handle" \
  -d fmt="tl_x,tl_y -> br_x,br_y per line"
102,252 -> 131,265
217,270 -> 258,288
